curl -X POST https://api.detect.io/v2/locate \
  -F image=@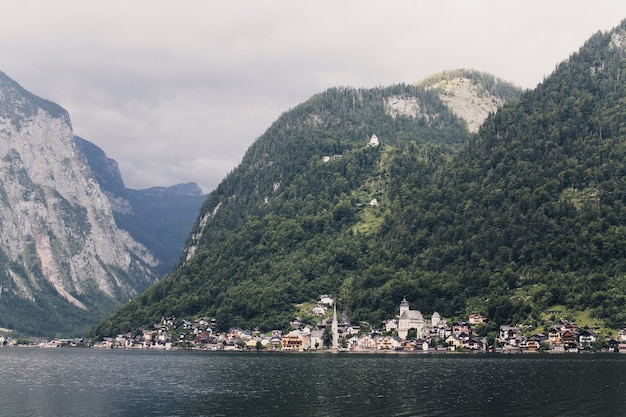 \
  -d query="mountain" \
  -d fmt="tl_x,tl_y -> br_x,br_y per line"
91,70 -> 522,337
0,71 -> 159,336
74,137 -> 206,276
